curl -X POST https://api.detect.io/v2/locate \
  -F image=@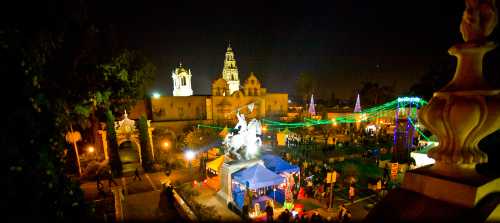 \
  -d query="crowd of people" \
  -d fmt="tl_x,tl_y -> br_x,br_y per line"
263,206 -> 352,223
